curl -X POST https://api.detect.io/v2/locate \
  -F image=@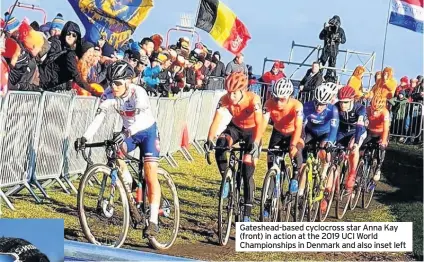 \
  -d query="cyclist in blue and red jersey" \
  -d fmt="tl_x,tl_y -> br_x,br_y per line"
298,84 -> 339,198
